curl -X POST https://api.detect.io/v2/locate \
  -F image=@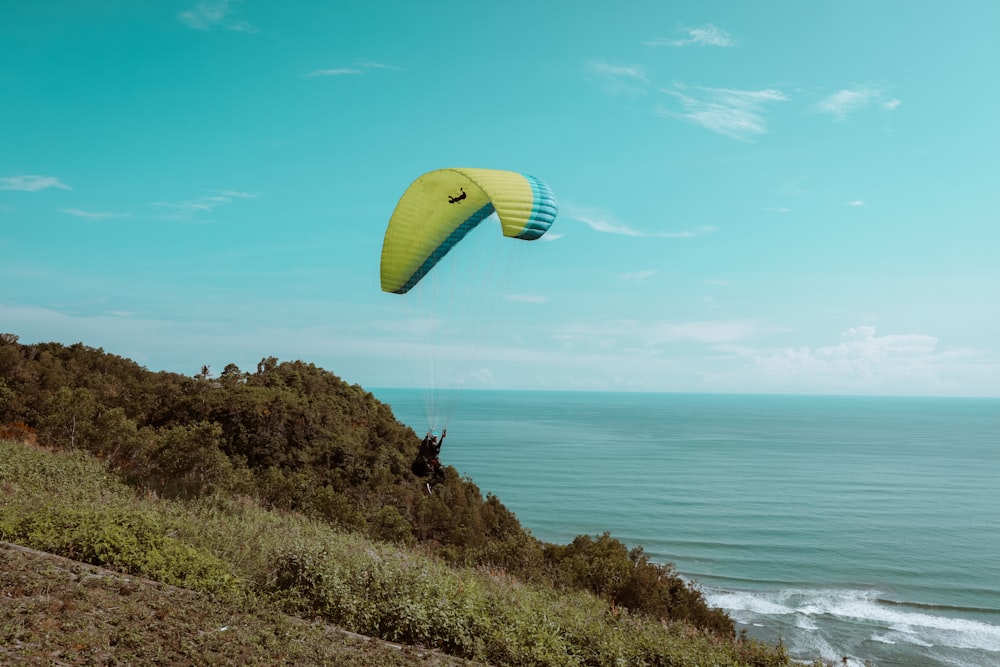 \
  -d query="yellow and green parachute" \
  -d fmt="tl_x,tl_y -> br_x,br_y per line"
380,168 -> 558,294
